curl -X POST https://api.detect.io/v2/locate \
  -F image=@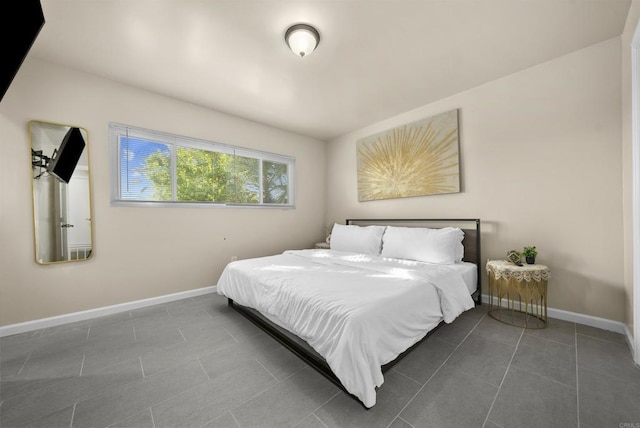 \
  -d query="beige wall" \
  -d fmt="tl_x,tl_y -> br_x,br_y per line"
0,57 -> 326,327
326,38 -> 625,322
622,0 -> 640,335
